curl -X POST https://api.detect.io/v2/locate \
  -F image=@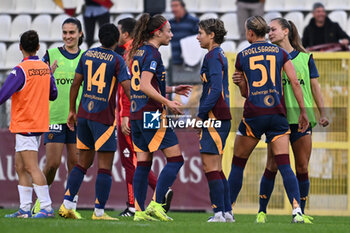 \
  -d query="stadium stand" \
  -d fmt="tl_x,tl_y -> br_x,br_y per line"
326,0 -> 350,11
159,45 -> 172,69
5,43 -> 22,69
328,10 -> 348,31
10,15 -> 31,41
199,12 -> 219,21
221,41 -> 236,53
0,43 -> 6,68
219,0 -> 237,13
221,13 -> 239,40
34,0 -> 63,14
263,11 -> 282,24
264,0 -> 284,12
284,11 -> 304,37
0,15 -> 11,41
15,0 -> 35,14
0,0 -> 15,13
197,0 -> 220,13
31,15 -> 52,41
